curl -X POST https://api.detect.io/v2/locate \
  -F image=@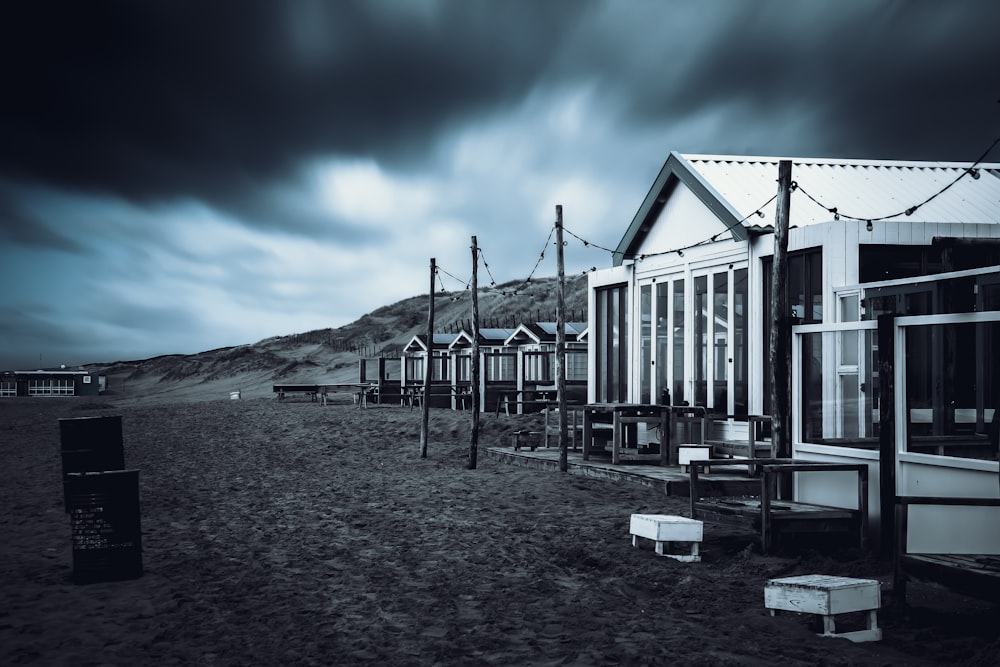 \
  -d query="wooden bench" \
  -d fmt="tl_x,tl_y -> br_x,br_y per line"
689,459 -> 869,555
893,496 -> 1000,606
273,384 -> 319,401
